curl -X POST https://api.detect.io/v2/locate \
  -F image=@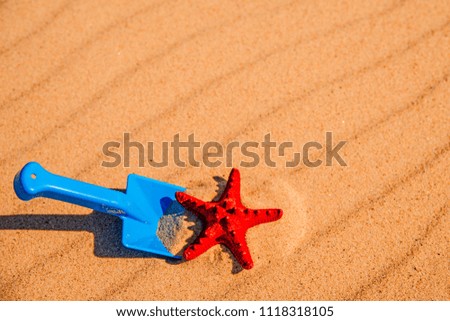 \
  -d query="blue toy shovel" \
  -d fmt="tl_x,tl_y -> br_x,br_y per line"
13,162 -> 185,259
